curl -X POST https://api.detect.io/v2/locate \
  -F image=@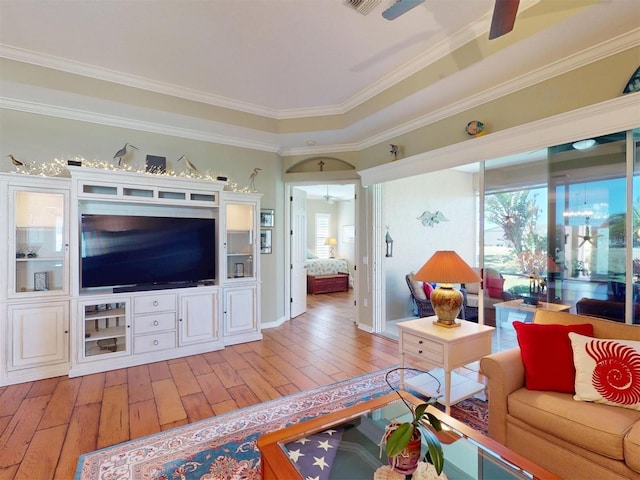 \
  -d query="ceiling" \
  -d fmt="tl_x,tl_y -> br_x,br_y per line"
0,0 -> 638,155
